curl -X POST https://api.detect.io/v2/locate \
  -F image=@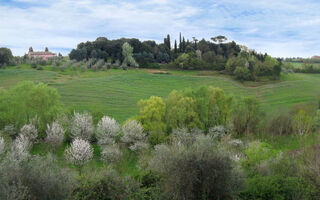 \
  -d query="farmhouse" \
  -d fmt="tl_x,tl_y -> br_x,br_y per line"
28,47 -> 56,60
